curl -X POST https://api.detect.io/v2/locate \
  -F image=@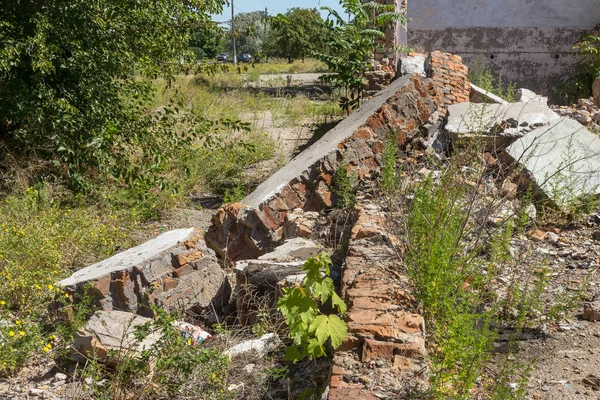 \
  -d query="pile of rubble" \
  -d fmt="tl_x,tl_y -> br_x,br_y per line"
6,52 -> 600,400
552,97 -> 600,133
